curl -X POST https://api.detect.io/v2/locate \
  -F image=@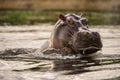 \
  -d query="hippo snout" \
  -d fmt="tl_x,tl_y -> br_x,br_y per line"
72,30 -> 103,54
